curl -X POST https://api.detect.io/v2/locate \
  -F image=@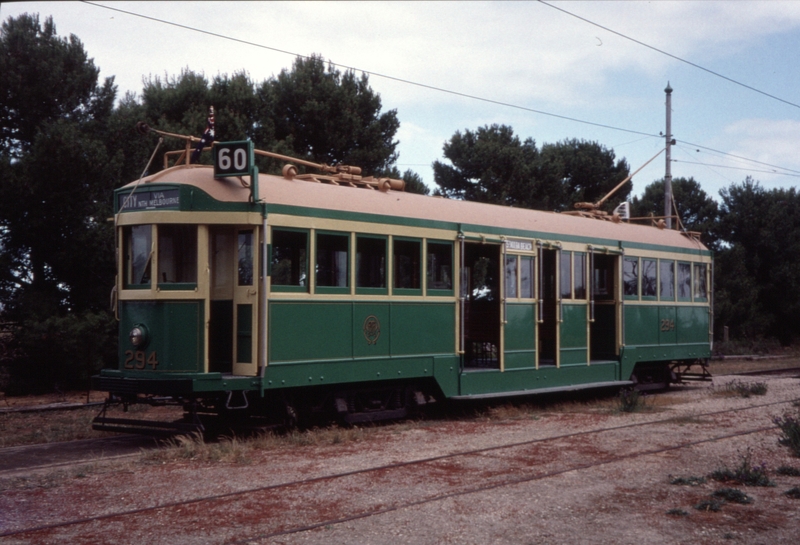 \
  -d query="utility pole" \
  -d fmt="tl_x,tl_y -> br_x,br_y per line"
664,83 -> 673,229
